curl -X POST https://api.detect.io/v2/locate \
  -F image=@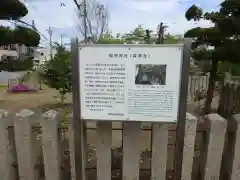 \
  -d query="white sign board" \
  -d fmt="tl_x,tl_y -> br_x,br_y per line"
79,45 -> 183,122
